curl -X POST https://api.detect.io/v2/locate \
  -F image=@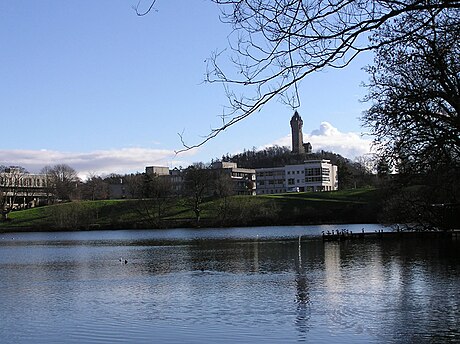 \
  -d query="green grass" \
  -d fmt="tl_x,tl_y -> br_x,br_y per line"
1,188 -> 382,231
